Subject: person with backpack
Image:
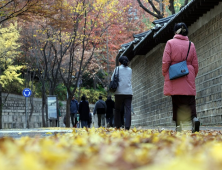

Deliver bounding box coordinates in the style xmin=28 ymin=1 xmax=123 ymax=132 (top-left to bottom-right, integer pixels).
xmin=93 ymin=96 xmax=107 ymax=127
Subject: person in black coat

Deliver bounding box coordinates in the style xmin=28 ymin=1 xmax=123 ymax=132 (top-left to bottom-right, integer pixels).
xmin=105 ymin=95 xmax=115 ymax=127
xmin=78 ymin=95 xmax=90 ymax=128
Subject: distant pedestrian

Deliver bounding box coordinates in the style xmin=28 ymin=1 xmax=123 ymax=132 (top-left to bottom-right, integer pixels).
xmin=162 ymin=22 xmax=200 ymax=132
xmin=111 ymin=56 xmax=133 ymax=130
xmin=93 ymin=96 xmax=107 ymax=127
xmin=78 ymin=95 xmax=90 ymax=128
xmin=70 ymin=96 xmax=79 ymax=127
xmin=105 ymin=95 xmax=115 ymax=127
xmin=88 ymin=111 xmax=93 ymax=128
xmin=56 ymin=107 xmax=61 ymax=127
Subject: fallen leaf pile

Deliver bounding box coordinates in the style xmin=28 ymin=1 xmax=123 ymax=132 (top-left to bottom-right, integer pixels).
xmin=1 ymin=127 xmax=222 ymax=170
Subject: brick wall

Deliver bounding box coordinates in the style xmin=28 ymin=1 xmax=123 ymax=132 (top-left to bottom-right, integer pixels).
xmin=1 ymin=93 xmax=95 ymax=129
xmin=130 ymin=3 xmax=222 ymax=127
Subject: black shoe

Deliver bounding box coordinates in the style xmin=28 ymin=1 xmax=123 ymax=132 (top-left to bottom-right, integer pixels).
xmin=192 ymin=117 xmax=200 ymax=133
xmin=125 ymin=127 xmax=130 ymax=130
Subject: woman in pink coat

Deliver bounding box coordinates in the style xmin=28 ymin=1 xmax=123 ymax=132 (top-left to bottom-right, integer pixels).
xmin=162 ymin=22 xmax=200 ymax=132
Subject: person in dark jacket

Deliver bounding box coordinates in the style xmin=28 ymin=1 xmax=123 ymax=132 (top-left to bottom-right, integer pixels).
xmin=78 ymin=95 xmax=90 ymax=128
xmin=93 ymin=96 xmax=107 ymax=127
xmin=105 ymin=95 xmax=115 ymax=127
xmin=70 ymin=96 xmax=79 ymax=127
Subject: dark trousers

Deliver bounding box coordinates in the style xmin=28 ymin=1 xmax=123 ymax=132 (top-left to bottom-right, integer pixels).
xmin=171 ymin=95 xmax=197 ymax=125
xmin=97 ymin=114 xmax=105 ymax=127
xmin=115 ymin=95 xmax=132 ymax=129
xmin=70 ymin=113 xmax=77 ymax=127
xmin=120 ymin=104 xmax=125 ymax=127
xmin=106 ymin=115 xmax=114 ymax=127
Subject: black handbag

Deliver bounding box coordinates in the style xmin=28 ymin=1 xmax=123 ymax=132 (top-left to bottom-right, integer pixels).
xmin=109 ymin=67 xmax=119 ymax=93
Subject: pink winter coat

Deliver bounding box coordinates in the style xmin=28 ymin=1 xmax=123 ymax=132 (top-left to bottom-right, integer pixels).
xmin=162 ymin=34 xmax=198 ymax=96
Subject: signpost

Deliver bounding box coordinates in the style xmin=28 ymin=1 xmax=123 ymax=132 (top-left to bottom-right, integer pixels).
xmin=22 ymin=88 xmax=32 ymax=128
xmin=47 ymin=96 xmax=58 ymax=127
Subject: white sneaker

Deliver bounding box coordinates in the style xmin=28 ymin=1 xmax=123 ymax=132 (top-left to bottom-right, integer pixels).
xmin=176 ymin=126 xmax=182 ymax=132
xmin=107 ymin=123 xmax=110 ymax=128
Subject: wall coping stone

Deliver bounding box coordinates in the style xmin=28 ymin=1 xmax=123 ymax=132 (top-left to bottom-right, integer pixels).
xmin=189 ymin=2 xmax=222 ymax=35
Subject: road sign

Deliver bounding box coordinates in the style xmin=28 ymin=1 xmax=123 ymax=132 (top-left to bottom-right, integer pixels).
xmin=22 ymin=88 xmax=32 ymax=97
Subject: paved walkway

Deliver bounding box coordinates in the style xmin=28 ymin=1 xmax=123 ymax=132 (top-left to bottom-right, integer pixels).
xmin=0 ymin=128 xmax=73 ymax=138
xmin=0 ymin=125 xmax=222 ymax=139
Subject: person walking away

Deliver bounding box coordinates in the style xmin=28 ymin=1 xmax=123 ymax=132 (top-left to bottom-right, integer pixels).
xmin=70 ymin=96 xmax=79 ymax=127
xmin=78 ymin=95 xmax=90 ymax=128
xmin=111 ymin=56 xmax=133 ymax=130
xmin=105 ymin=95 xmax=115 ymax=127
xmin=162 ymin=22 xmax=200 ymax=132
xmin=88 ymin=111 xmax=93 ymax=128
xmin=93 ymin=96 xmax=107 ymax=127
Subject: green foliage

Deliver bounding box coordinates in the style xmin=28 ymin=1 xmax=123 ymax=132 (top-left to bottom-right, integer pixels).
xmin=1 ymin=75 xmax=107 ymax=104
xmin=76 ymin=87 xmax=107 ymax=103
xmin=82 ymin=72 xmax=94 ymax=89
xmin=0 ymin=22 xmax=23 ymax=87
xmin=2 ymin=79 xmax=25 ymax=95
xmin=54 ymin=83 xmax=67 ymax=101
xmin=141 ymin=15 xmax=154 ymax=29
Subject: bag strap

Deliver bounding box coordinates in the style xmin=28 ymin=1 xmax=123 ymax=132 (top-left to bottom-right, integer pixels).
xmin=117 ymin=67 xmax=119 ymax=79
xmin=185 ymin=41 xmax=191 ymax=60
xmin=99 ymin=101 xmax=106 ymax=108
xmin=114 ymin=66 xmax=119 ymax=77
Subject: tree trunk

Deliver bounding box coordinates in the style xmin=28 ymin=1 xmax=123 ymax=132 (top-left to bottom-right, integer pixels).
xmin=159 ymin=0 xmax=163 ymax=14
xmin=184 ymin=0 xmax=189 ymax=6
xmin=42 ymin=83 xmax=47 ymax=127
xmin=27 ymin=95 xmax=34 ymax=128
xmin=0 ymin=68 xmax=2 ymax=129
xmin=65 ymin=96 xmax=72 ymax=127
xmin=27 ymin=71 xmax=35 ymax=128
xmin=42 ymin=98 xmax=46 ymax=127
xmin=0 ymin=85 xmax=2 ymax=129
xmin=169 ymin=0 xmax=175 ymax=14
xmin=93 ymin=77 xmax=97 ymax=90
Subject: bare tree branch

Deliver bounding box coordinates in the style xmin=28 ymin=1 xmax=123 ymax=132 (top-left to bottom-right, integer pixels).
xmin=0 ymin=0 xmax=40 ymax=24
xmin=148 ymin=0 xmax=163 ymax=17
xmin=169 ymin=0 xmax=175 ymax=14
xmin=136 ymin=0 xmax=163 ymax=19
xmin=184 ymin=0 xmax=189 ymax=6
xmin=0 ymin=0 xmax=13 ymax=10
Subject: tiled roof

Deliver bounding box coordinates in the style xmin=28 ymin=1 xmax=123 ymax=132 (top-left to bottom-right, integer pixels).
xmin=116 ymin=0 xmax=222 ymax=62
xmin=133 ymin=30 xmax=151 ymax=38
xmin=152 ymin=14 xmax=175 ymax=25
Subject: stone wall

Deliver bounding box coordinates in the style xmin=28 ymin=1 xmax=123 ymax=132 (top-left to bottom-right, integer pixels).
xmin=1 ymin=93 xmax=95 ymax=129
xmin=130 ymin=2 xmax=222 ymax=127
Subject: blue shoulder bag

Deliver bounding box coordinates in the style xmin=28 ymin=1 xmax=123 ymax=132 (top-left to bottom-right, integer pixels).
xmin=169 ymin=41 xmax=191 ymax=80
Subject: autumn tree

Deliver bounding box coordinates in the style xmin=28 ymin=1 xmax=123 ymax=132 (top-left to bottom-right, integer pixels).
xmin=33 ymin=0 xmax=127 ymax=127
xmin=95 ymin=0 xmax=151 ymax=91
xmin=0 ymin=22 xmax=23 ymax=129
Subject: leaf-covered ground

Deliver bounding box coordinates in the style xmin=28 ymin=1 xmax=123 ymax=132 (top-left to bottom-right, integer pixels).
xmin=1 ymin=127 xmax=222 ymax=170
